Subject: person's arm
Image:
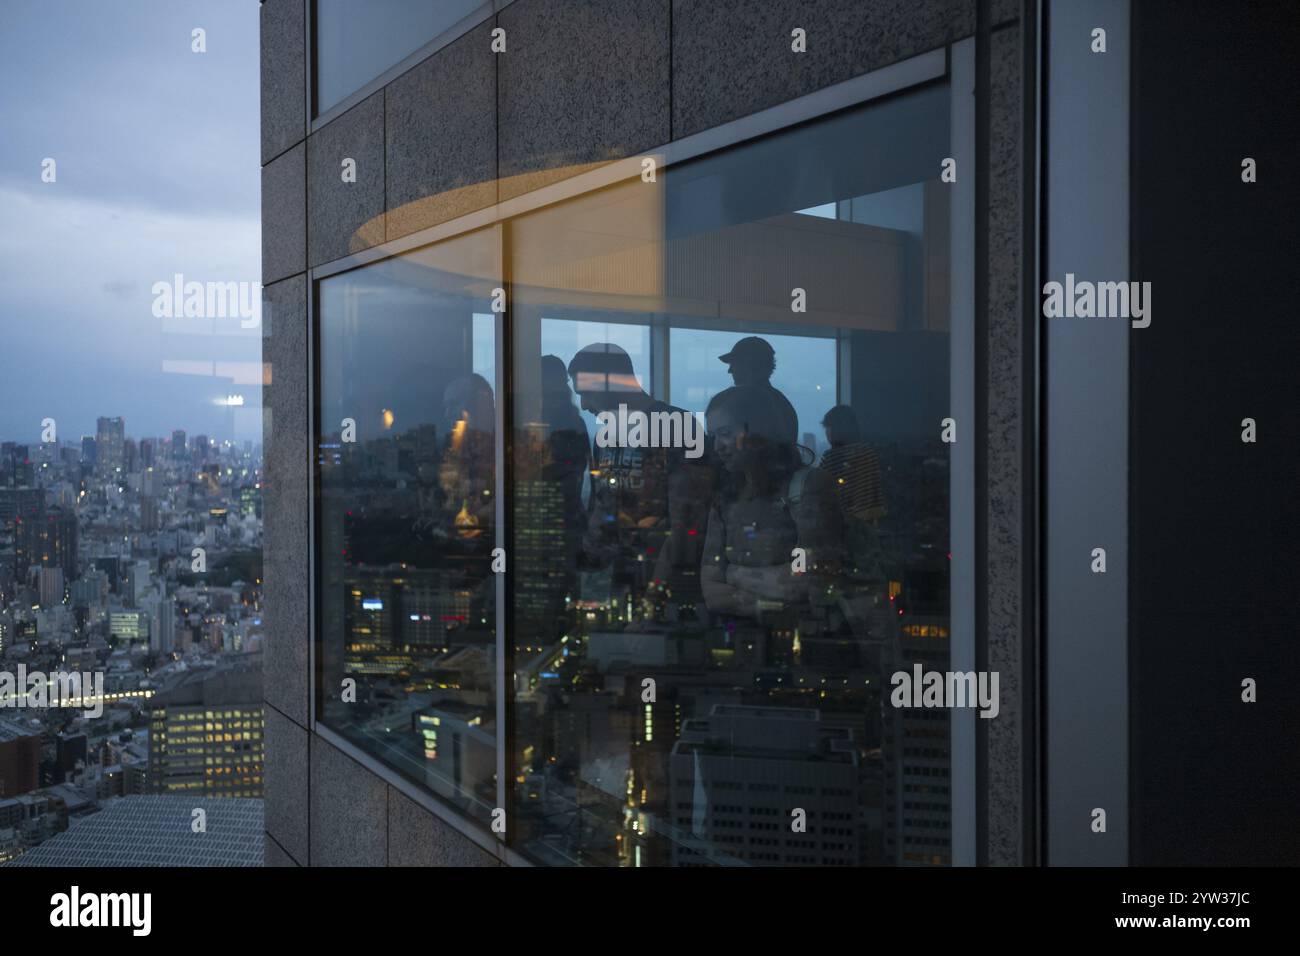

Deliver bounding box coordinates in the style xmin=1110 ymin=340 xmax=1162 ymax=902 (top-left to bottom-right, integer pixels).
xmin=700 ymin=506 xmax=760 ymax=617
xmin=724 ymin=562 xmax=807 ymax=602
xmin=723 ymin=470 xmax=844 ymax=602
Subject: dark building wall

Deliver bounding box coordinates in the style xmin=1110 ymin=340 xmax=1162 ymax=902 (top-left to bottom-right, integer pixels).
xmin=260 ymin=0 xmax=1030 ymax=867
xmin=1129 ymin=0 xmax=1300 ymax=865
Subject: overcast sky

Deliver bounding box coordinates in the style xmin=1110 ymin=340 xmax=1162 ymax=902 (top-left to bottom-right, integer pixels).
xmin=0 ymin=0 xmax=261 ymax=446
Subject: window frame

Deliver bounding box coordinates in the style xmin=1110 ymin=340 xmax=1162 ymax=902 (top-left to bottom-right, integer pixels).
xmin=308 ymin=45 xmax=971 ymax=866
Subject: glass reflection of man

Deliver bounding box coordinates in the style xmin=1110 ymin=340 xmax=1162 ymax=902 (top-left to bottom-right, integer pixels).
xmin=718 ymin=336 xmax=799 ymax=445
xmin=567 ymin=342 xmax=708 ymax=625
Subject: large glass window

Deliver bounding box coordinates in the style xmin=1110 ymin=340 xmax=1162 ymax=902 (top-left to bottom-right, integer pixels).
xmin=509 ymin=84 xmax=957 ymax=866
xmin=317 ymin=81 xmax=966 ymax=865
xmin=318 ymin=228 xmax=501 ymax=824
xmin=314 ymin=0 xmax=483 ymax=115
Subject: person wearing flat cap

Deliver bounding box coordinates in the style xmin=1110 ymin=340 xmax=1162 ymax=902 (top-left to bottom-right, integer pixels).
xmin=718 ymin=336 xmax=800 ymax=446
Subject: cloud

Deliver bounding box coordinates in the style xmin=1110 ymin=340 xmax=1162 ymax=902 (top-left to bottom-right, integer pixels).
xmin=0 ymin=0 xmax=262 ymax=444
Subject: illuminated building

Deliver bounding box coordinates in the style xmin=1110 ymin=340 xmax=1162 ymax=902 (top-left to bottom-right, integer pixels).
xmin=147 ymin=657 xmax=264 ymax=797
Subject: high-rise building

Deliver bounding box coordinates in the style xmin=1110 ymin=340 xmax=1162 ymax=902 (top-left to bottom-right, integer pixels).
xmin=128 ymin=559 xmax=153 ymax=606
xmin=37 ymin=566 xmax=65 ymax=608
xmin=147 ymin=658 xmax=263 ymax=797
xmin=669 ymin=706 xmax=861 ymax=867
xmin=69 ymin=569 xmax=108 ymax=608
xmin=80 ymin=436 xmax=97 ymax=467
xmin=0 ymin=719 xmax=42 ymax=798
xmin=150 ymin=597 xmax=176 ymax=655
xmin=140 ymin=495 xmax=160 ymax=532
xmin=171 ymin=430 xmax=187 ymax=462
xmin=2 ymin=444 xmax=34 ymax=488
xmin=15 ymin=505 xmax=77 ymax=583
xmin=95 ymin=416 xmax=125 ymax=477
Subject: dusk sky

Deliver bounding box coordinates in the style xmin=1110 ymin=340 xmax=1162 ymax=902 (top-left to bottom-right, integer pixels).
xmin=0 ymin=0 xmax=261 ymax=446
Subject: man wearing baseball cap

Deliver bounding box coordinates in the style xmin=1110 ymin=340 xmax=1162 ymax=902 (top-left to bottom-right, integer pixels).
xmin=718 ymin=336 xmax=800 ymax=444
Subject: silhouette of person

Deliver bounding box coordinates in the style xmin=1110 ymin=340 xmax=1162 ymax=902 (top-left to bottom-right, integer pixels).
xmin=539 ymin=354 xmax=590 ymax=581
xmin=700 ymin=385 xmax=840 ymax=622
xmin=718 ymin=336 xmax=799 ymax=445
xmin=541 ymin=354 xmax=590 ymax=515
xmin=567 ymin=343 xmax=708 ymax=620
xmin=820 ymin=405 xmax=885 ymax=522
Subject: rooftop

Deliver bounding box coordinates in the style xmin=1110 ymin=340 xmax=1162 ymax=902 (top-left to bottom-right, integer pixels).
xmin=4 ymin=795 xmax=263 ymax=867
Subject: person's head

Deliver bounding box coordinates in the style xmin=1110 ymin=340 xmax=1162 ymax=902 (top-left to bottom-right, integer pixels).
xmin=821 ymin=404 xmax=861 ymax=447
xmin=706 ymin=385 xmax=797 ymax=476
xmin=719 ymin=336 xmax=776 ymax=387
xmin=567 ymin=343 xmax=644 ymax=414
xmin=443 ymin=374 xmax=495 ymax=430
xmin=540 ymin=354 xmax=571 ymax=395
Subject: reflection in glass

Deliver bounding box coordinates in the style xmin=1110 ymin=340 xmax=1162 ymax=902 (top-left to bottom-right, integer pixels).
xmin=509 ymin=86 xmax=956 ymax=865
xmin=315 ymin=0 xmax=482 ymax=115
xmin=318 ymin=228 xmax=500 ymax=823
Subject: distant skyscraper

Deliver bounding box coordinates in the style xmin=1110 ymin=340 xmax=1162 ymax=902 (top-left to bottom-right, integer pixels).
xmin=0 ymin=487 xmax=44 ymax=530
xmin=0 ymin=720 xmax=42 ymax=797
xmin=128 ymin=559 xmax=153 ymax=606
xmin=80 ymin=436 xmax=97 ymax=467
xmin=16 ymin=505 xmax=78 ymax=583
xmin=171 ymin=430 xmax=187 ymax=462
xmin=139 ymin=438 xmax=154 ymax=468
xmin=192 ymin=434 xmax=209 ymax=464
xmin=37 ymin=566 xmax=64 ymax=608
xmin=96 ymin=417 xmax=125 ymax=477
xmin=2 ymin=444 xmax=34 ymax=487
xmin=140 ymin=496 xmax=160 ymax=532
xmin=150 ymin=598 xmax=176 ymax=655
xmin=69 ymin=569 xmax=108 ymax=608
xmin=123 ymin=438 xmax=138 ymax=474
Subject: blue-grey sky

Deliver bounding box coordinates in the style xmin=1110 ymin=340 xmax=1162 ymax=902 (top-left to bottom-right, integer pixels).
xmin=0 ymin=0 xmax=261 ymax=445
